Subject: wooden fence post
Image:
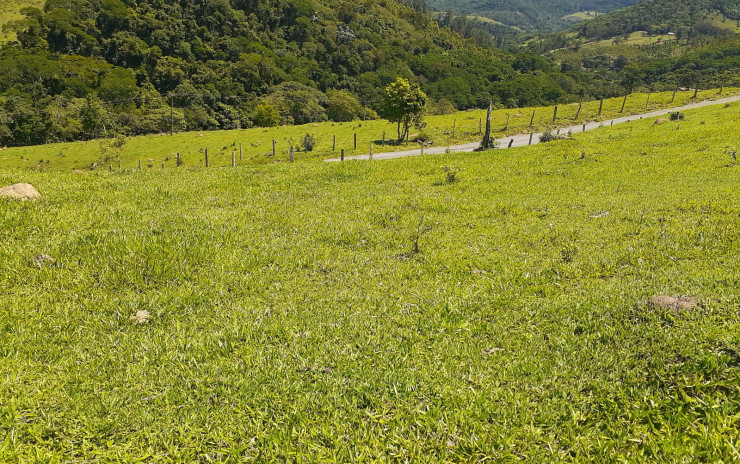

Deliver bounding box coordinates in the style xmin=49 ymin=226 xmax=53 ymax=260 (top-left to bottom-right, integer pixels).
xmin=452 ymin=120 xmax=456 ymax=137
xmin=138 ymin=160 xmax=141 ymax=170
xmin=340 ymin=148 xmax=345 ymax=161
xmin=583 ymin=123 xmax=586 ymax=132
xmin=232 ymin=150 xmax=236 ymax=167
xmin=575 ymin=102 xmax=582 ymax=120
xmin=239 ymin=143 xmax=243 ymax=161
xmin=646 ymin=92 xmax=651 ymax=108
xmin=176 ymin=152 xmax=181 ymax=167
xmin=504 ymin=114 xmax=510 ymax=131
xmin=205 ymin=148 xmax=209 ymax=167
xmin=272 ymin=139 xmax=276 ymax=157
xmin=598 ymin=99 xmax=604 ymax=116
xmin=530 ymin=110 xmax=536 ymax=127
xmin=481 ymin=102 xmax=494 ymax=149
xmin=369 ymin=145 xmax=373 ymax=160
xmin=528 ymin=133 xmax=534 ymax=145
xmin=693 ymin=86 xmax=699 ymax=98
xmin=109 ymin=164 xmax=112 ymax=172
xmin=671 ymin=86 xmax=678 ymax=103
xmin=161 ymin=162 xmax=165 ymax=169
xmin=333 ymin=135 xmax=336 ymax=151
xmin=289 ymin=146 xmax=294 ymax=163
xmin=354 ymin=133 xmax=357 ymax=150
xmin=479 ymin=118 xmax=482 ymax=134
xmin=508 ymin=139 xmax=514 ymax=148
xmin=620 ymin=95 xmax=628 ymax=113
xmin=553 ymin=105 xmax=558 ymax=122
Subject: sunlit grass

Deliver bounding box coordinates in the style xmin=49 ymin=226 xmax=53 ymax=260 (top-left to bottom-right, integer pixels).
xmin=1 ymin=101 xmax=739 ymax=461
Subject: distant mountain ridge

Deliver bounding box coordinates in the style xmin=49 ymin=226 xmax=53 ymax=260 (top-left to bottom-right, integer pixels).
xmin=426 ymin=0 xmax=641 ymax=30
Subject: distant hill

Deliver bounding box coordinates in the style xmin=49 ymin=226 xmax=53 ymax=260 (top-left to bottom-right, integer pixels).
xmin=0 ymin=0 xmax=617 ymax=147
xmin=426 ymin=0 xmax=640 ymax=31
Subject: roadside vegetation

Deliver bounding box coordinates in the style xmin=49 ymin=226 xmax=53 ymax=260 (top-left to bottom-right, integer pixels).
xmin=1 ymin=88 xmax=737 ymax=171
xmin=1 ymin=101 xmax=739 ymax=461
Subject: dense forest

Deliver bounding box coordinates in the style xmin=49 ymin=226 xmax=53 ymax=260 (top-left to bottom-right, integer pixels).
xmin=0 ymin=0 xmax=627 ymax=147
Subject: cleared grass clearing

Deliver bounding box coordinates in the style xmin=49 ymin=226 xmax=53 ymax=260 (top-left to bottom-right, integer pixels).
xmin=1 ymin=101 xmax=739 ymax=461
xmin=2 ymin=88 xmax=737 ymax=171
xmin=0 ymin=0 xmax=43 ymax=43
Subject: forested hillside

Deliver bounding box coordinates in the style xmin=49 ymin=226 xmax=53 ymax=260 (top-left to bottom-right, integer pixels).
xmin=0 ymin=0 xmax=620 ymax=147
xmin=426 ymin=0 xmax=640 ymax=30
xmin=577 ymin=0 xmax=740 ymax=40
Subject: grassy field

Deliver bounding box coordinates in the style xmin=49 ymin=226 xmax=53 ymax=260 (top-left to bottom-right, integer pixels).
xmin=2 ymin=88 xmax=737 ymax=171
xmin=0 ymin=0 xmax=43 ymax=43
xmin=1 ymin=99 xmax=739 ymax=461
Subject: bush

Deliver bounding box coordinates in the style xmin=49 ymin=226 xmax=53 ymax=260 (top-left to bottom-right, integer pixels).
xmin=253 ymin=103 xmax=280 ymax=127
xmin=669 ymin=111 xmax=685 ymax=121
xmin=540 ymin=129 xmax=563 ymax=143
xmin=303 ymin=133 xmax=316 ymax=152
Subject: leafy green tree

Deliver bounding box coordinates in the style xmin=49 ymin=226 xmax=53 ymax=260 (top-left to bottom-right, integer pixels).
xmin=383 ymin=78 xmax=428 ymax=142
xmin=253 ymin=103 xmax=280 ymax=127
xmin=326 ymin=90 xmax=362 ymax=122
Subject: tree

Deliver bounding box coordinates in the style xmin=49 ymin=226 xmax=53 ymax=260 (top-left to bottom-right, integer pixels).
xmin=253 ymin=103 xmax=280 ymax=127
xmin=383 ymin=78 xmax=428 ymax=142
xmin=327 ymin=90 xmax=362 ymax=122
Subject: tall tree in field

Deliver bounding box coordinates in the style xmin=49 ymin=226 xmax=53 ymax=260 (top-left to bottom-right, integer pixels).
xmin=383 ymin=78 xmax=428 ymax=142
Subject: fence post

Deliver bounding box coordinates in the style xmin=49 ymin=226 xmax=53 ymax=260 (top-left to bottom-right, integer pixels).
xmin=138 ymin=160 xmax=141 ymax=170
xmin=504 ymin=114 xmax=510 ymax=131
xmin=620 ymin=95 xmax=628 ymax=113
xmin=508 ymin=139 xmax=514 ymax=148
xmin=671 ymin=86 xmax=678 ymax=103
xmin=530 ymin=110 xmax=536 ymax=127
xmin=598 ymin=99 xmax=604 ymax=116
xmin=353 ymin=133 xmax=357 ymax=150
xmin=161 ymin=162 xmax=165 ymax=169
xmin=646 ymin=92 xmax=651 ymax=108
xmin=693 ymin=86 xmax=699 ymax=98
xmin=333 ymin=135 xmax=336 ymax=151
xmin=369 ymin=145 xmax=373 ymax=160
xmin=553 ymin=105 xmax=558 ymax=122
xmin=528 ymin=133 xmax=533 ymax=145
xmin=232 ymin=150 xmax=236 ymax=167
xmin=479 ymin=118 xmax=482 ymax=134
xmin=239 ymin=143 xmax=243 ymax=161
xmin=176 ymin=152 xmax=181 ymax=167
xmin=575 ymin=102 xmax=582 ymax=120
xmin=340 ymin=148 xmax=345 ymax=161
xmin=452 ymin=120 xmax=456 ymax=137
xmin=118 ymin=160 xmax=121 ymax=170
xmin=583 ymin=123 xmax=586 ymax=132
xmin=289 ymin=146 xmax=294 ymax=163
xmin=109 ymin=164 xmax=112 ymax=172
xmin=205 ymin=148 xmax=209 ymax=167
xmin=420 ymin=143 xmax=424 ymax=155
xmin=272 ymin=139 xmax=276 ymax=157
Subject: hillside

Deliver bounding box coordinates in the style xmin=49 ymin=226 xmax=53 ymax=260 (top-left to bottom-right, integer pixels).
xmin=2 ymin=100 xmax=739 ymax=461
xmin=426 ymin=0 xmax=640 ymax=31
xmin=0 ymin=0 xmax=42 ymax=42
xmin=0 ymin=0 xmax=632 ymax=148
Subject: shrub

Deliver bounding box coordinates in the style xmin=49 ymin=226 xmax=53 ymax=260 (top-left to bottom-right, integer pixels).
xmin=669 ymin=111 xmax=685 ymax=121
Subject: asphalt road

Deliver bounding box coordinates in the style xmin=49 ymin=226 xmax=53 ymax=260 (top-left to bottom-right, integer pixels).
xmin=326 ymin=95 xmax=740 ymax=162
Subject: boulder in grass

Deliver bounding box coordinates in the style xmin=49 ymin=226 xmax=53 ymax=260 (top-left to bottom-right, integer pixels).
xmin=0 ymin=183 xmax=41 ymax=201
xmin=648 ymin=296 xmax=699 ymax=311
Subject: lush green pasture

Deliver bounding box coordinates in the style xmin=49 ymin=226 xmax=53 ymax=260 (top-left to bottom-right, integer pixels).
xmin=2 ymin=88 xmax=736 ymax=171
xmin=1 ymin=102 xmax=739 ymax=462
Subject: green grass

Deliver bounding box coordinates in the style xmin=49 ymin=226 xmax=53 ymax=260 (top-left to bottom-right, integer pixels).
xmin=2 ymin=88 xmax=737 ymax=171
xmin=0 ymin=0 xmax=42 ymax=43
xmin=1 ymin=100 xmax=739 ymax=461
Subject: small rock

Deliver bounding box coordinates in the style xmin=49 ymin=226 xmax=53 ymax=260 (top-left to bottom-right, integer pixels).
xmin=130 ymin=310 xmax=151 ymax=324
xmin=72 ymin=169 xmax=86 ymax=174
xmin=32 ymin=254 xmax=55 ymax=267
xmin=0 ymin=183 xmax=41 ymax=201
xmin=483 ymin=348 xmax=503 ymax=355
xmin=648 ymin=296 xmax=699 ymax=311
xmin=654 ymin=118 xmax=668 ymax=125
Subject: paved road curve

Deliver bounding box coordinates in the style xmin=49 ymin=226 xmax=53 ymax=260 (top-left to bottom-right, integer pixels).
xmin=326 ymin=95 xmax=740 ymax=162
